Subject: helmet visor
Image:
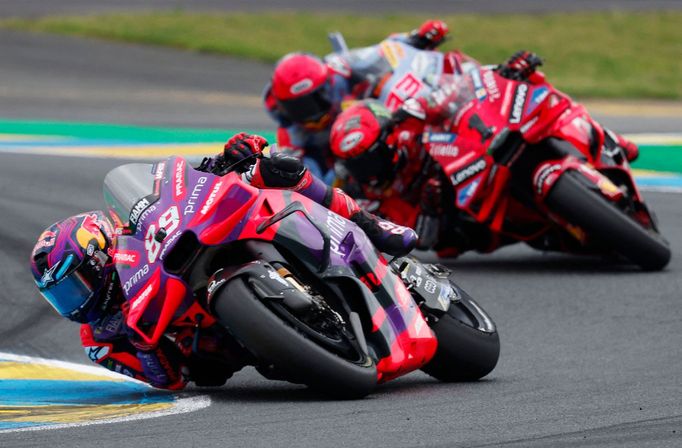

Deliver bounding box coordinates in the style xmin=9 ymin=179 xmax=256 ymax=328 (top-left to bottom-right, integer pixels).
xmin=39 ymin=269 xmax=95 ymax=318
xmin=278 ymin=86 xmax=332 ymax=124
xmin=38 ymin=252 xmax=105 ymax=320
xmin=343 ymin=139 xmax=396 ymax=187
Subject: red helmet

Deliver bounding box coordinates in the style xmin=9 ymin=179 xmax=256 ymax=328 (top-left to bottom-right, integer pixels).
xmin=271 ymin=53 xmax=332 ymax=125
xmin=330 ymin=100 xmax=400 ymax=187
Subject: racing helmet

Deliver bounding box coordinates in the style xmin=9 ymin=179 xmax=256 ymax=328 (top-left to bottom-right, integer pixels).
xmin=30 ymin=211 xmax=116 ymax=323
xmin=271 ymin=52 xmax=332 ymax=125
xmin=330 ymin=100 xmax=401 ymax=187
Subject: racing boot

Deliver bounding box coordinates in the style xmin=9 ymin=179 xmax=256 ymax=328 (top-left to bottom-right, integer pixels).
xmin=605 ymin=127 xmax=639 ymax=162
xmin=349 ymin=209 xmax=418 ymax=257
xmin=616 ymin=133 xmax=639 ymax=163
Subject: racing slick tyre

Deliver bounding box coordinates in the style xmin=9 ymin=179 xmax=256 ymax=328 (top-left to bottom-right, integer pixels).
xmin=421 ymin=293 xmax=500 ymax=382
xmin=546 ymin=171 xmax=671 ymax=271
xmin=212 ymin=277 xmax=377 ymax=399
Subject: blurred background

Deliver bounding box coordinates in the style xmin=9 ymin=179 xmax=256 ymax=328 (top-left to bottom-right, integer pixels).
xmin=1 ymin=2 xmax=681 ymax=446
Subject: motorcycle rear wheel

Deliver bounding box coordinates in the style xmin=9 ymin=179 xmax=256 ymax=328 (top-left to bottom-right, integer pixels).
xmin=421 ymin=293 xmax=500 ymax=382
xmin=546 ymin=171 xmax=671 ymax=271
xmin=212 ymin=276 xmax=377 ymax=399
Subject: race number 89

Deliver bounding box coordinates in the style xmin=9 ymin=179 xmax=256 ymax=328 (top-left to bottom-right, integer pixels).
xmin=145 ymin=206 xmax=180 ymax=263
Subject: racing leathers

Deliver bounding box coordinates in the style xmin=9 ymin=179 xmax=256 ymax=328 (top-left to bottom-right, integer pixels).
xmin=263 ymin=20 xmax=456 ymax=183
xmin=80 ymin=133 xmax=418 ymax=389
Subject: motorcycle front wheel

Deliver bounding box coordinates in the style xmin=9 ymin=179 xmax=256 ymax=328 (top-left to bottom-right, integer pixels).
xmin=212 ymin=276 xmax=377 ymax=399
xmin=421 ymin=289 xmax=500 ymax=382
xmin=546 ymin=171 xmax=671 ymax=271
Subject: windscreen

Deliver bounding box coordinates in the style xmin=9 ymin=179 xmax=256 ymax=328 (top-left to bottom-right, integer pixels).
xmin=103 ymin=163 xmax=156 ymax=226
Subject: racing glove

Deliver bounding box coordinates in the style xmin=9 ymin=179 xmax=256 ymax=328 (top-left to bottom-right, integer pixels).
xmin=223 ymin=132 xmax=269 ymax=172
xmin=498 ymin=50 xmax=544 ymax=81
xmin=407 ymin=20 xmax=449 ymax=50
xmin=197 ymin=133 xmax=269 ymax=175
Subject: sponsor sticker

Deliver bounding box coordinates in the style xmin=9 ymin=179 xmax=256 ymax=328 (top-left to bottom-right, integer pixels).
xmin=173 ymin=158 xmax=186 ymax=200
xmin=427 ymin=133 xmax=457 ymax=144
xmin=290 ymin=78 xmax=313 ymax=95
xmin=129 ymin=197 xmax=151 ymax=227
xmin=113 ymin=250 xmax=139 ymax=267
xmin=457 ymin=178 xmax=480 ymax=207
xmin=339 ymin=131 xmax=364 ymax=153
xmin=450 ymin=157 xmax=487 ymax=186
xmin=534 ymin=163 xmax=561 ymax=195
xmin=525 ymin=86 xmax=549 ymax=115
xmin=509 ymin=83 xmax=529 ymax=124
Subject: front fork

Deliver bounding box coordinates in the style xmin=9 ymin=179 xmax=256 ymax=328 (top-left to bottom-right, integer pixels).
xmin=390 ymin=257 xmax=496 ymax=334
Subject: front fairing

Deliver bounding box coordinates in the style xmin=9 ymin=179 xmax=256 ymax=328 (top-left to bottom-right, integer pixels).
xmin=104 ymin=157 xmax=436 ymax=378
xmin=248 ymin=193 xmax=437 ymax=381
xmin=104 ymin=157 xmax=259 ymax=344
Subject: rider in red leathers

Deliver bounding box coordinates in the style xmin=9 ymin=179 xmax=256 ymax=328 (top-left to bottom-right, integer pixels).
xmin=330 ymin=51 xmax=640 ymax=257
xmin=263 ymin=20 xmax=454 ymax=183
xmin=31 ymin=134 xmax=417 ymax=390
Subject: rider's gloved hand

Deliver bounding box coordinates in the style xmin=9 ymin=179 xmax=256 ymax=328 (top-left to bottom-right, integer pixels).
xmin=223 ymin=132 xmax=269 ymax=173
xmin=407 ymin=19 xmax=449 ymax=50
xmin=499 ymin=50 xmax=544 ymax=81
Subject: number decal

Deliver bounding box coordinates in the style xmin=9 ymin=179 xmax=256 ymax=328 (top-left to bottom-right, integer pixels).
xmin=145 ymin=206 xmax=180 ymax=263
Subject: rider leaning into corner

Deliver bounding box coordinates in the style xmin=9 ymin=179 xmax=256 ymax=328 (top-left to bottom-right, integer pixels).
xmin=29 ymin=134 xmax=417 ymax=390
xmin=262 ymin=19 xmax=472 ymax=184
xmin=329 ymin=51 xmax=641 ymax=257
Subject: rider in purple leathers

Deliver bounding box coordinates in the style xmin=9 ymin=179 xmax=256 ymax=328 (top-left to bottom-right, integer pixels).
xmin=263 ymin=20 xmax=452 ymax=183
xmin=30 ymin=133 xmax=418 ymax=390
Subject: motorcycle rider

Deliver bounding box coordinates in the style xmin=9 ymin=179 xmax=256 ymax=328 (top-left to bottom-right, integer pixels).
xmin=30 ymin=133 xmax=418 ymax=390
xmin=263 ymin=19 xmax=454 ymax=183
xmin=329 ymin=50 xmax=640 ymax=256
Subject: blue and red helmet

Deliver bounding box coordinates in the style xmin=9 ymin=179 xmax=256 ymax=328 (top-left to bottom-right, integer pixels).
xmin=30 ymin=211 xmax=115 ymax=323
xmin=271 ymin=52 xmax=333 ymax=126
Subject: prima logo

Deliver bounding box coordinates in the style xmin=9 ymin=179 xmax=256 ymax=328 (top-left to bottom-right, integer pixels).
xmin=123 ymin=264 xmax=150 ymax=294
xmin=183 ymin=176 xmax=208 ymax=215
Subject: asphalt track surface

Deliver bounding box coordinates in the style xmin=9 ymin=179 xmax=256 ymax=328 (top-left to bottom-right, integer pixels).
xmin=1 ymin=5 xmax=682 ymax=447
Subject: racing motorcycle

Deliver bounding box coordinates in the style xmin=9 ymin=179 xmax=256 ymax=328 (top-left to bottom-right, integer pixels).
xmin=102 ymin=156 xmax=499 ymax=398
xmin=378 ymin=65 xmax=671 ymax=270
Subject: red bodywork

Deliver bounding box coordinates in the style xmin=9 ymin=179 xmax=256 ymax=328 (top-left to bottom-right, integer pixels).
xmin=110 ymin=164 xmax=436 ymax=384
xmin=408 ymin=67 xmax=650 ymax=252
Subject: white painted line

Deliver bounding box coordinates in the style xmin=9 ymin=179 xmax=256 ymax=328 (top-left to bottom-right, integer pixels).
xmin=0 ymin=351 xmax=211 ymax=434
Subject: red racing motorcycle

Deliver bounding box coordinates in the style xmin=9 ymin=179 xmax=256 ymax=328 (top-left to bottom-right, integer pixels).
xmin=416 ymin=68 xmax=671 ymax=270
xmin=103 ymin=157 xmax=499 ymax=398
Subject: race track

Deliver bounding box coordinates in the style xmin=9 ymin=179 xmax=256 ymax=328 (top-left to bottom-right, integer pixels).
xmin=1 ymin=3 xmax=682 ymax=446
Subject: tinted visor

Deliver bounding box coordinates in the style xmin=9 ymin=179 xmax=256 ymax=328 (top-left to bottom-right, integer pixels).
xmin=343 ymin=139 xmax=397 ymax=187
xmin=278 ymin=86 xmax=332 ymax=124
xmin=38 ymin=254 xmax=104 ymax=320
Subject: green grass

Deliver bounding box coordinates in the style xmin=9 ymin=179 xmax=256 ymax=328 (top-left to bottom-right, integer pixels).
xmin=2 ymin=11 xmax=681 ymax=99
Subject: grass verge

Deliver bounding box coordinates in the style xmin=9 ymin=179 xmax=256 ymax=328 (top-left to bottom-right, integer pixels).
xmin=1 ymin=11 xmax=681 ymax=99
